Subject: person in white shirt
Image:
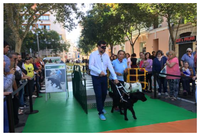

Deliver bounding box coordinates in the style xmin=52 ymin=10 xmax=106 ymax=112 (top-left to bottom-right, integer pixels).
xmin=89 ymin=41 xmax=119 ymax=120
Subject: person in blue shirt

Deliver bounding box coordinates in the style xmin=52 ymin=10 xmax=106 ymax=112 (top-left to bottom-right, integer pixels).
xmin=181 ymin=48 xmax=194 ymax=69
xmin=56 ymin=69 xmax=62 ymax=82
xmin=152 ymin=50 xmax=168 ymax=96
xmin=180 ymin=48 xmax=196 ymax=93
xmin=110 ymin=50 xmax=128 ymax=83
xmin=109 ymin=50 xmax=128 ymax=112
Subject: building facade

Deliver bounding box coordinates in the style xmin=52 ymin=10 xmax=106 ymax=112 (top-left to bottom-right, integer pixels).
xmin=66 ymin=43 xmax=80 ymax=61
xmin=35 ymin=12 xmax=68 ymax=61
xmin=173 ymin=23 xmax=197 ymax=61
xmin=108 ymin=17 xmax=169 ymax=57
xmin=22 ymin=8 xmax=69 ymax=61
xmin=110 ymin=17 xmax=197 ymax=59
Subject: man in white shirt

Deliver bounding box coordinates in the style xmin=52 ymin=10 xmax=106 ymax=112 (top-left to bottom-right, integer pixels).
xmin=89 ymin=41 xmax=119 ymax=120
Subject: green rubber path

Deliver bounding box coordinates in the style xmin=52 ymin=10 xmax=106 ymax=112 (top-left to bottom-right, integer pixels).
xmin=22 ymin=92 xmax=196 ymax=133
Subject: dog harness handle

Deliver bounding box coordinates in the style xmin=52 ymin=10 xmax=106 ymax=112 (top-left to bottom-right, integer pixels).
xmin=115 ymin=83 xmax=128 ymax=103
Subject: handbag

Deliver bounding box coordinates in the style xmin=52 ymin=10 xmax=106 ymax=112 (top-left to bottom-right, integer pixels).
xmin=159 ymin=65 xmax=167 ymax=77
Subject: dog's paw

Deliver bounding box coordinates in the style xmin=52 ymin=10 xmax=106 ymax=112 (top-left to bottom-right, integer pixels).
xmin=133 ymin=116 xmax=137 ymax=120
xmin=124 ymin=118 xmax=128 ymax=121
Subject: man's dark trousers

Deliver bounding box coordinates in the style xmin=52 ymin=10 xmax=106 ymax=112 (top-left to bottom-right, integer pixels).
xmin=91 ymin=75 xmax=107 ymax=115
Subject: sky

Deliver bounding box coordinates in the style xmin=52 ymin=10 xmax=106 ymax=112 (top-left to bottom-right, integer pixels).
xmin=65 ymin=3 xmax=93 ymax=47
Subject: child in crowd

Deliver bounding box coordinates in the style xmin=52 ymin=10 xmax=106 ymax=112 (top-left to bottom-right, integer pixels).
xmin=182 ymin=62 xmax=191 ymax=77
xmin=130 ymin=53 xmax=137 ymax=68
xmin=181 ymin=61 xmax=193 ymax=96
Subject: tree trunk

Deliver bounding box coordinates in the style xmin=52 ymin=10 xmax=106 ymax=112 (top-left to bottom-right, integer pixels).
xmin=174 ymin=18 xmax=181 ymax=48
xmin=4 ymin=4 xmax=56 ymax=55
xmin=15 ymin=37 xmax=23 ymax=54
xmin=110 ymin=44 xmax=113 ymax=55
xmin=167 ymin=18 xmax=175 ymax=51
xmin=131 ymin=44 xmax=134 ymax=54
xmin=131 ymin=29 xmax=140 ymax=53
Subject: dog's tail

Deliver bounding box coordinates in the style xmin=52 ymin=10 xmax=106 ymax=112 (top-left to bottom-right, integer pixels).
xmin=109 ymin=92 xmax=114 ymax=98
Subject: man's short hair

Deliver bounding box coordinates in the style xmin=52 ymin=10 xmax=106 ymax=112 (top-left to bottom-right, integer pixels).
xmin=97 ymin=41 xmax=106 ymax=46
xmin=25 ymin=57 xmax=30 ymax=60
xmin=117 ymin=50 xmax=125 ymax=55
xmin=8 ymin=52 xmax=18 ymax=59
xmin=4 ymin=41 xmax=9 ymax=48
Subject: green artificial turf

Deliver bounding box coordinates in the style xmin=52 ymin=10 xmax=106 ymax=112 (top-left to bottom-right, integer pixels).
xmin=22 ymin=92 xmax=196 ymax=133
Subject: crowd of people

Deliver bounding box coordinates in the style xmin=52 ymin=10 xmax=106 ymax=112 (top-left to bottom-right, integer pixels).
xmin=4 ymin=41 xmax=45 ymax=132
xmin=110 ymin=48 xmax=197 ymax=99
xmin=4 ymin=39 xmax=197 ymax=123
xmin=89 ymin=40 xmax=197 ymax=120
xmin=109 ymin=48 xmax=197 ymax=100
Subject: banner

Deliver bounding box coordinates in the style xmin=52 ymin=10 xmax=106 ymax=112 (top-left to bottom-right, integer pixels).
xmin=45 ymin=64 xmax=66 ymax=93
xmin=176 ymin=36 xmax=196 ymax=44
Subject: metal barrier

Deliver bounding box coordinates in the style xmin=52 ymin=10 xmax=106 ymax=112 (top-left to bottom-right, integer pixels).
xmin=4 ymin=94 xmax=15 ymax=132
xmin=4 ymin=80 xmax=28 ymax=132
xmin=66 ymin=68 xmax=69 ymax=99
xmin=152 ymin=72 xmax=158 ymax=99
xmin=152 ymin=71 xmax=195 ymax=99
xmin=82 ymin=65 xmax=87 ymax=76
xmin=72 ymin=65 xmax=88 ymax=114
xmin=126 ymin=68 xmax=148 ymax=90
xmin=4 ymin=77 xmax=39 ymax=132
xmin=106 ymin=68 xmax=148 ymax=90
xmin=25 ymin=78 xmax=39 ymax=114
xmin=35 ymin=75 xmax=42 ymax=98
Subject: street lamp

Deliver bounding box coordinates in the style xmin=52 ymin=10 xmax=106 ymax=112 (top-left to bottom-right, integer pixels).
xmin=30 ymin=48 xmax=32 ymax=57
xmin=36 ymin=32 xmax=40 ymax=57
xmin=35 ymin=20 xmax=43 ymax=57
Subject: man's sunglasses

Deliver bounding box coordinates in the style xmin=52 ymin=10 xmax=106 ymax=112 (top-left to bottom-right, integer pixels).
xmin=101 ymin=46 xmax=106 ymax=49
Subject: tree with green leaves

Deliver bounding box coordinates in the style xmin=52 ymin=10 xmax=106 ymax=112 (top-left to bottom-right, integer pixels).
xmin=148 ymin=3 xmax=197 ymax=50
xmin=78 ymin=37 xmax=95 ymax=56
xmin=21 ymin=29 xmax=71 ymax=56
xmin=92 ymin=4 xmax=126 ymax=54
xmin=44 ymin=30 xmax=71 ymax=56
xmin=4 ymin=3 xmax=82 ymax=53
xmin=78 ymin=13 xmax=99 ymax=55
xmin=111 ymin=3 xmax=156 ymax=53
xmin=78 ymin=4 xmax=125 ymax=55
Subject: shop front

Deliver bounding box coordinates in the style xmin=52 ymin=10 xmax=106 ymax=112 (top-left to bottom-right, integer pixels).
xmin=176 ymin=35 xmax=196 ymax=61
